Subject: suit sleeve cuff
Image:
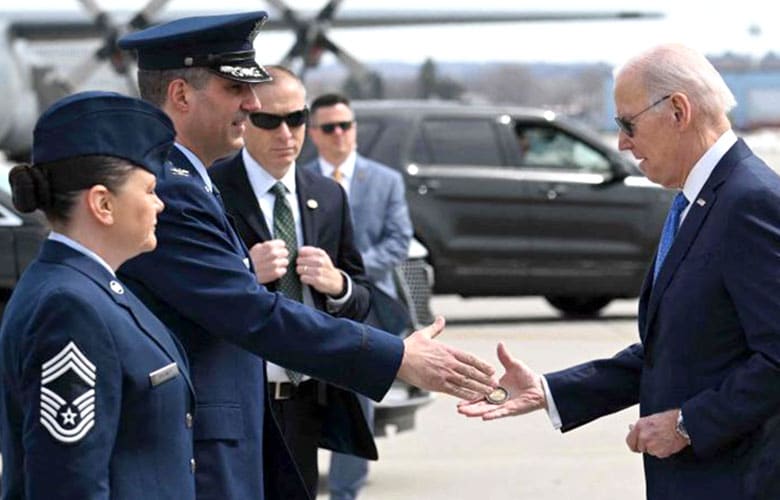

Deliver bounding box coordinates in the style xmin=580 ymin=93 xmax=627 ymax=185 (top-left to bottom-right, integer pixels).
xmin=541 ymin=375 xmax=563 ymax=430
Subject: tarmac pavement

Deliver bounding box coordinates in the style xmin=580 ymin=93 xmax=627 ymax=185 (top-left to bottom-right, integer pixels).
xmin=318 ymin=296 xmax=646 ymax=500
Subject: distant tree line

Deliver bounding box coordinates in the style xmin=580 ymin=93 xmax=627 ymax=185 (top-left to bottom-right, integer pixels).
xmin=304 ymin=58 xmax=612 ymax=127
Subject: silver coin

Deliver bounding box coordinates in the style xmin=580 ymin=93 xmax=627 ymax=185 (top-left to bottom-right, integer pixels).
xmin=485 ymin=386 xmax=509 ymax=405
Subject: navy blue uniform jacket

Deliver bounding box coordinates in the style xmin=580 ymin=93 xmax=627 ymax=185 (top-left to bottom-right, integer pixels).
xmin=546 ymin=140 xmax=780 ymax=500
xmin=0 ymin=240 xmax=196 ymax=500
xmin=210 ymin=153 xmax=377 ymax=460
xmin=118 ymin=148 xmax=404 ymax=500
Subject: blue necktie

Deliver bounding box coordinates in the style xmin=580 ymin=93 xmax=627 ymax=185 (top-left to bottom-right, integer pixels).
xmin=654 ymin=192 xmax=689 ymax=283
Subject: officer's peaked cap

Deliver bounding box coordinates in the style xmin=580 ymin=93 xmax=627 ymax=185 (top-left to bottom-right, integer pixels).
xmin=118 ymin=11 xmax=271 ymax=84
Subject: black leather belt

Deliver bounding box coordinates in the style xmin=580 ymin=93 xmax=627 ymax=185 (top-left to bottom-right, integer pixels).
xmin=268 ymin=379 xmax=316 ymax=400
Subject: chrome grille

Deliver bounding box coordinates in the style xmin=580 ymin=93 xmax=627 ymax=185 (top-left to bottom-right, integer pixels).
xmin=395 ymin=258 xmax=434 ymax=327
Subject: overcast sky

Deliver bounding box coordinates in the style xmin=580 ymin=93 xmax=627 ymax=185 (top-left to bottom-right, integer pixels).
xmin=8 ymin=0 xmax=780 ymax=66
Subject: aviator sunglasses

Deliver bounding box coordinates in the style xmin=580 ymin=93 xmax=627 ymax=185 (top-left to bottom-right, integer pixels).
xmin=249 ymin=107 xmax=309 ymax=130
xmin=316 ymin=121 xmax=354 ymax=134
xmin=614 ymin=94 xmax=671 ymax=138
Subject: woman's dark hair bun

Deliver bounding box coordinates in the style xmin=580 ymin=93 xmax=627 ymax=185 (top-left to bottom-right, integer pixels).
xmin=9 ymin=164 xmax=50 ymax=213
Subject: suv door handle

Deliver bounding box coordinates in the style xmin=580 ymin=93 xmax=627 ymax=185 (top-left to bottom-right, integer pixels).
xmin=416 ymin=179 xmax=440 ymax=195
xmin=540 ymin=185 xmax=568 ymax=200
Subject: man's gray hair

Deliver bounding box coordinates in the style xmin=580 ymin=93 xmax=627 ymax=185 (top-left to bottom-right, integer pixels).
xmin=137 ymin=67 xmax=212 ymax=107
xmin=617 ymin=44 xmax=737 ymax=123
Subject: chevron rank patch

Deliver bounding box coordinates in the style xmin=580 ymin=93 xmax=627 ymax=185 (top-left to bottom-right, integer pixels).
xmin=40 ymin=341 xmax=97 ymax=444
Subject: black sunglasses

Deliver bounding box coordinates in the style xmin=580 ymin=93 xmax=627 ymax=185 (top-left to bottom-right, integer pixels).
xmin=614 ymin=94 xmax=671 ymax=138
xmin=317 ymin=121 xmax=354 ymax=134
xmin=249 ymin=108 xmax=309 ymax=130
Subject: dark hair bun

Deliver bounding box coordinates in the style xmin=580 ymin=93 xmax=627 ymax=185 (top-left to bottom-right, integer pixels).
xmin=9 ymin=164 xmax=50 ymax=213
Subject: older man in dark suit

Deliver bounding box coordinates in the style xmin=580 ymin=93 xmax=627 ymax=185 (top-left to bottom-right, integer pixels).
xmin=211 ymin=66 xmax=376 ymax=497
xmin=459 ymin=43 xmax=780 ymax=500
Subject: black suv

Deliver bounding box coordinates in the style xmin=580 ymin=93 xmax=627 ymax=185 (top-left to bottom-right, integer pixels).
xmin=301 ymin=100 xmax=674 ymax=316
xmin=0 ymin=165 xmax=47 ymax=313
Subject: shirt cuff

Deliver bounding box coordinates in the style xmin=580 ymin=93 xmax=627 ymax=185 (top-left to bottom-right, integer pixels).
xmin=326 ymin=271 xmax=352 ymax=312
xmin=541 ymin=375 xmax=563 ymax=430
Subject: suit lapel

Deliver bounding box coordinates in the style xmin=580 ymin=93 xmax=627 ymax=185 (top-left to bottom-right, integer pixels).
xmin=228 ymin=155 xmax=273 ymax=241
xmin=296 ymin=168 xmax=317 ymax=245
xmin=349 ymin=156 xmax=371 ymax=209
xmin=643 ymin=139 xmax=749 ymax=338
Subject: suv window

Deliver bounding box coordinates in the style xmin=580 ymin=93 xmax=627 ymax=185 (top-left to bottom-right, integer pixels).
xmin=514 ymin=124 xmax=610 ymax=173
xmin=0 ymin=165 xmax=22 ymax=227
xmin=355 ymin=119 xmax=382 ymax=155
xmin=413 ymin=118 xmax=503 ymax=166
xmin=0 ymin=165 xmax=11 ymax=194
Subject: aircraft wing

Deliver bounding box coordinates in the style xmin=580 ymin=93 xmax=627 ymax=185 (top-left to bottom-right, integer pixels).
xmin=5 ymin=8 xmax=663 ymax=41
xmin=306 ymin=9 xmax=664 ymax=28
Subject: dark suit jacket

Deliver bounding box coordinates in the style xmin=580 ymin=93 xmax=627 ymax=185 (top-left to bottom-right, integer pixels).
xmin=303 ymin=155 xmax=413 ymax=299
xmin=546 ymin=140 xmax=780 ymax=500
xmin=118 ymin=147 xmax=403 ymax=500
xmin=0 ymin=240 xmax=196 ymax=500
xmin=210 ymin=151 xmax=377 ymax=460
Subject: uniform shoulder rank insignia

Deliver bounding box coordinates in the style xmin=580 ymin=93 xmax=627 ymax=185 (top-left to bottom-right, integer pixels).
xmin=170 ymin=166 xmax=190 ymax=177
xmin=39 ymin=341 xmax=97 ymax=444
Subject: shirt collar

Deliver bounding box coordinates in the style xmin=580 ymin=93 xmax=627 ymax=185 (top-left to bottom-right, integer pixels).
xmin=318 ymin=150 xmax=357 ymax=180
xmin=241 ymin=148 xmax=297 ymax=198
xmin=682 ymin=129 xmax=737 ymax=202
xmin=175 ymin=143 xmax=213 ymax=192
xmin=48 ymin=231 xmax=116 ymax=277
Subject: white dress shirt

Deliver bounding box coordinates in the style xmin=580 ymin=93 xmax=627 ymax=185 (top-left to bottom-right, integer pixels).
xmin=241 ymin=148 xmax=352 ymax=382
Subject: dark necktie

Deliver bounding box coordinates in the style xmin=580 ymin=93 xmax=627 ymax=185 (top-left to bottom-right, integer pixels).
xmin=270 ymin=182 xmax=304 ymax=384
xmin=654 ymin=192 xmax=689 ymax=283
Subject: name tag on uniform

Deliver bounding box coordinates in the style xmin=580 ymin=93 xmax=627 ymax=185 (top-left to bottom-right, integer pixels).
xmin=149 ymin=362 xmax=180 ymax=387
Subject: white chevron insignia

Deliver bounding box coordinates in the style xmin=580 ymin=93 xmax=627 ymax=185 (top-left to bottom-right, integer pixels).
xmin=40 ymin=342 xmax=97 ymax=443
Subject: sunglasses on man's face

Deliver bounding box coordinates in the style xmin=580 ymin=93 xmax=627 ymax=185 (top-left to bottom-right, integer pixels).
xmin=614 ymin=94 xmax=671 ymax=138
xmin=249 ymin=108 xmax=309 ymax=130
xmin=316 ymin=121 xmax=354 ymax=134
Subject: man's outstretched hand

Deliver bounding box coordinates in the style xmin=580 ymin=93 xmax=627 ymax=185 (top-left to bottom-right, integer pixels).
xmin=397 ymin=316 xmax=497 ymax=401
xmin=457 ymin=342 xmax=547 ymax=420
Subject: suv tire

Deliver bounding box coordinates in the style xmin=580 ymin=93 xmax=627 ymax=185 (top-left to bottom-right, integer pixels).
xmin=545 ymin=295 xmax=612 ymax=318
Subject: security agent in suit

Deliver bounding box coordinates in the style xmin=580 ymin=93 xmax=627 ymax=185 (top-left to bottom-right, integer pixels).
xmin=0 ymin=92 xmax=196 ymax=499
xmin=459 ymin=44 xmax=780 ymax=500
xmin=116 ymin=12 xmax=497 ymax=500
xmin=210 ymin=66 xmax=376 ymax=497
xmin=304 ymin=92 xmax=414 ymax=500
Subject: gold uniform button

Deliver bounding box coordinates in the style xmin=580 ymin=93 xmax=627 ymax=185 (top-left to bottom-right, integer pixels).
xmin=185 ymin=413 xmax=193 ymax=428
xmin=190 ymin=458 xmax=197 ymax=473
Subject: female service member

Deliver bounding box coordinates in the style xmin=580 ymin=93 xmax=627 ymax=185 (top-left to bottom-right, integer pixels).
xmin=0 ymin=91 xmax=196 ymax=499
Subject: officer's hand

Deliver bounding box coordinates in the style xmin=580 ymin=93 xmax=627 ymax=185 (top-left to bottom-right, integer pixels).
xmin=296 ymin=246 xmax=344 ymax=296
xmin=457 ymin=342 xmax=547 ymax=420
xmin=626 ymin=409 xmax=688 ymax=458
xmin=397 ymin=316 xmax=497 ymax=401
xmin=249 ymin=240 xmax=289 ymax=284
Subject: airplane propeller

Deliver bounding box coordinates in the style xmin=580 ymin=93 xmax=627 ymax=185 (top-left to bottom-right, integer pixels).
xmin=269 ymin=0 xmax=376 ymax=84
xmin=66 ymin=0 xmax=171 ymax=93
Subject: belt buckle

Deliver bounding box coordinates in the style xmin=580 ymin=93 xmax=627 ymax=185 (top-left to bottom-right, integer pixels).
xmin=273 ymin=382 xmax=292 ymax=400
